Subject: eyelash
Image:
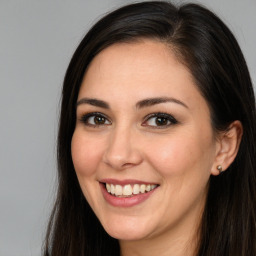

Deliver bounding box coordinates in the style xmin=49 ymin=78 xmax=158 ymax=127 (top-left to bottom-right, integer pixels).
xmin=142 ymin=112 xmax=178 ymax=129
xmin=79 ymin=112 xmax=111 ymax=127
xmin=79 ymin=112 xmax=178 ymax=128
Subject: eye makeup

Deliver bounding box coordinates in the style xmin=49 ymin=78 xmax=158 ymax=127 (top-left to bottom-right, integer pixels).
xmin=79 ymin=112 xmax=111 ymax=127
xmin=142 ymin=112 xmax=178 ymax=129
xmin=78 ymin=111 xmax=178 ymax=130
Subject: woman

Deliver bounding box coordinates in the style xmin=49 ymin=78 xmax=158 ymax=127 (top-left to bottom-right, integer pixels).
xmin=43 ymin=1 xmax=256 ymax=256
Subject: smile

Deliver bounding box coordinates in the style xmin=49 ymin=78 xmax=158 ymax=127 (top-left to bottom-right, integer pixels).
xmin=105 ymin=183 xmax=158 ymax=197
xmin=100 ymin=179 xmax=159 ymax=207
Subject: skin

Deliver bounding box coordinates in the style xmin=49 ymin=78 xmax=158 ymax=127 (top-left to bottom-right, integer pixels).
xmin=71 ymin=40 xmax=242 ymax=256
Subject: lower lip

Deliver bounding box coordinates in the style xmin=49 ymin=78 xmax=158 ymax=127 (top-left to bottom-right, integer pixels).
xmin=100 ymin=183 xmax=158 ymax=208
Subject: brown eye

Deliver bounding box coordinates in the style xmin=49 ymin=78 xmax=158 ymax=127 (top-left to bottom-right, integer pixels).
xmin=94 ymin=116 xmax=106 ymax=125
xmin=155 ymin=117 xmax=169 ymax=126
xmin=146 ymin=116 xmax=171 ymax=126
xmin=142 ymin=113 xmax=178 ymax=128
xmin=80 ymin=113 xmax=111 ymax=126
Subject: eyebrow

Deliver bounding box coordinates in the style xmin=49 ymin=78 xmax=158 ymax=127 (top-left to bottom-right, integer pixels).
xmin=136 ymin=97 xmax=188 ymax=109
xmin=76 ymin=97 xmax=188 ymax=109
xmin=76 ymin=98 xmax=110 ymax=109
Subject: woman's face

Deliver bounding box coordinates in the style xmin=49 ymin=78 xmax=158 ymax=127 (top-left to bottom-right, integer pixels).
xmin=71 ymin=40 xmax=220 ymax=241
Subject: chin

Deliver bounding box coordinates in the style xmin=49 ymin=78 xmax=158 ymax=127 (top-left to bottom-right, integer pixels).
xmin=106 ymin=227 xmax=149 ymax=241
xmin=100 ymin=216 xmax=155 ymax=241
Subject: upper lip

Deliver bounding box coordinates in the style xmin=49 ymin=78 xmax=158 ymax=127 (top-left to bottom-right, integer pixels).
xmin=100 ymin=178 xmax=159 ymax=185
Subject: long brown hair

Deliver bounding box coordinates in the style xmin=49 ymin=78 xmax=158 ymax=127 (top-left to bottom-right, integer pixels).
xmin=43 ymin=1 xmax=256 ymax=255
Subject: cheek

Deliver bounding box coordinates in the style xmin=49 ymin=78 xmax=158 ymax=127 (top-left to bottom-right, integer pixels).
xmin=145 ymin=131 xmax=215 ymax=177
xmin=71 ymin=130 xmax=104 ymax=177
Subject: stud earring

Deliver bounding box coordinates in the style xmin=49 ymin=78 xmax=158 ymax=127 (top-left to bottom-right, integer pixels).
xmin=217 ymin=165 xmax=223 ymax=174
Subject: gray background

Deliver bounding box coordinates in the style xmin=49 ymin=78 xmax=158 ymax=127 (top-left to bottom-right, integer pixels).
xmin=0 ymin=0 xmax=255 ymax=255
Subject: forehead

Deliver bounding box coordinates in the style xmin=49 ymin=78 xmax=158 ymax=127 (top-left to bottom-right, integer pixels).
xmin=84 ymin=40 xmax=187 ymax=85
xmin=78 ymin=40 xmax=208 ymax=114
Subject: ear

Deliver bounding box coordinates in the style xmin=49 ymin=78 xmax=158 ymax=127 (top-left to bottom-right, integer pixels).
xmin=211 ymin=120 xmax=243 ymax=176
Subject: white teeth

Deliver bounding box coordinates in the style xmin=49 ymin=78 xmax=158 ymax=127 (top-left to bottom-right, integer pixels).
xmin=146 ymin=185 xmax=151 ymax=192
xmin=140 ymin=184 xmax=146 ymax=193
xmin=133 ymin=184 xmax=140 ymax=194
xmin=110 ymin=184 xmax=115 ymax=195
xmin=115 ymin=185 xmax=122 ymax=196
xmin=151 ymin=185 xmax=157 ymax=190
xmin=123 ymin=184 xmax=133 ymax=196
xmin=105 ymin=183 xmax=158 ymax=197
xmin=106 ymin=183 xmax=111 ymax=193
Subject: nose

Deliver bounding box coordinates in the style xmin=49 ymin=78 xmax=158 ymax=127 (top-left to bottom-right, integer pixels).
xmin=102 ymin=126 xmax=143 ymax=170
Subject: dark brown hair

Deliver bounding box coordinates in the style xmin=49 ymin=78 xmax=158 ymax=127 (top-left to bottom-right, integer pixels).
xmin=43 ymin=1 xmax=256 ymax=255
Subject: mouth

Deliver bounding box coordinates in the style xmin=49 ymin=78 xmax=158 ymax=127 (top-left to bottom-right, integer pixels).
xmin=99 ymin=180 xmax=159 ymax=207
xmin=104 ymin=183 xmax=158 ymax=197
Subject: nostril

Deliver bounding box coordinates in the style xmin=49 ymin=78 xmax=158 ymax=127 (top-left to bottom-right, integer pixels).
xmin=122 ymin=162 xmax=135 ymax=168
